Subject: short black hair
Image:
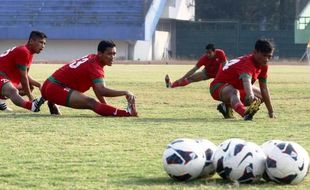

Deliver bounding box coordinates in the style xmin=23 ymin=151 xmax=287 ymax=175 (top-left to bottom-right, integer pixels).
xmin=255 ymin=39 xmax=274 ymax=53
xmin=29 ymin=31 xmax=47 ymax=41
xmin=205 ymin=43 xmax=215 ymax=51
xmin=98 ymin=40 xmax=116 ymax=53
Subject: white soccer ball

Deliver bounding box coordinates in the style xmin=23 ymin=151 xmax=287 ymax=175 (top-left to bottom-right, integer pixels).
xmin=261 ymin=140 xmax=284 ymax=156
xmin=195 ymin=139 xmax=217 ymax=178
xmin=213 ymin=138 xmax=246 ymax=179
xmin=265 ymin=141 xmax=310 ymax=184
xmin=223 ymin=141 xmax=266 ymax=183
xmin=162 ymin=138 xmax=206 ymax=181
xmin=260 ymin=139 xmax=285 ymax=181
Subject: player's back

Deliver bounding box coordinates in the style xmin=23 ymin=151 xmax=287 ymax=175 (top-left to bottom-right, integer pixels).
xmin=52 ymin=54 xmax=104 ymax=92
xmin=0 ymin=45 xmax=33 ymax=85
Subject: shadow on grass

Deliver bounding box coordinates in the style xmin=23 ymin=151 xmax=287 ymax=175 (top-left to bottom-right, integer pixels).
xmin=0 ymin=113 xmax=100 ymax=118
xmin=136 ymin=117 xmax=242 ymax=123
xmin=117 ymin=177 xmax=273 ymax=188
xmin=117 ymin=177 xmax=276 ymax=189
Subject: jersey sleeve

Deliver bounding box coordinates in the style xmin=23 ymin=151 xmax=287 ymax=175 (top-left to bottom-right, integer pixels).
xmin=89 ymin=65 xmax=105 ymax=84
xmin=237 ymin=60 xmax=253 ymax=80
xmin=14 ymin=48 xmax=30 ymax=71
xmin=258 ymin=65 xmax=268 ymax=83
xmin=216 ymin=50 xmax=228 ymax=65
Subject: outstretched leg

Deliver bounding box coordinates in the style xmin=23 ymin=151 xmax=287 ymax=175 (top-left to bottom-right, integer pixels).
xmin=1 ymin=82 xmax=44 ymax=112
xmin=167 ymin=71 xmax=208 ymax=88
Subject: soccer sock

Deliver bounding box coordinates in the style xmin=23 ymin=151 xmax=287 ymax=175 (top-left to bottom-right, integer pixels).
xmin=23 ymin=101 xmax=32 ymax=110
xmin=93 ymin=103 xmax=131 ymax=117
xmin=232 ymin=102 xmax=246 ymax=117
xmin=171 ymin=78 xmax=190 ymax=88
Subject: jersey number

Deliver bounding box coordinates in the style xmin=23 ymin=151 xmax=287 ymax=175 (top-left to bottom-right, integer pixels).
xmin=0 ymin=47 xmax=16 ymax=57
xmin=222 ymin=59 xmax=240 ymax=70
xmin=69 ymin=56 xmax=89 ymax=68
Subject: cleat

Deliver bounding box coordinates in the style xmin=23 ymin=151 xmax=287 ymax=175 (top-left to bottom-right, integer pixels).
xmin=48 ymin=101 xmax=61 ymax=115
xmin=0 ymin=102 xmax=13 ymax=112
xmin=31 ymin=97 xmax=45 ymax=112
xmin=126 ymin=99 xmax=138 ymax=117
xmin=165 ymin=74 xmax=172 ymax=88
xmin=244 ymin=99 xmax=261 ymax=121
xmin=217 ymin=103 xmax=234 ymax=119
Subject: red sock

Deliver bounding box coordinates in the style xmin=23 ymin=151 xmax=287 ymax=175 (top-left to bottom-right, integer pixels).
xmin=22 ymin=101 xmax=32 ymax=110
xmin=93 ymin=103 xmax=131 ymax=117
xmin=171 ymin=78 xmax=190 ymax=88
xmin=232 ymin=102 xmax=246 ymax=117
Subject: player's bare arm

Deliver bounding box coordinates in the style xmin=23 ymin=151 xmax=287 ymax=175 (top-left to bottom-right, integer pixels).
xmin=93 ymin=82 xmax=107 ymax=104
xmin=93 ymin=82 xmax=133 ymax=99
xmin=178 ymin=66 xmax=199 ymax=81
xmin=259 ymin=81 xmax=275 ymax=118
xmin=242 ymin=77 xmax=255 ymax=106
xmin=19 ymin=69 xmax=34 ymax=101
xmin=27 ymin=75 xmax=41 ymax=89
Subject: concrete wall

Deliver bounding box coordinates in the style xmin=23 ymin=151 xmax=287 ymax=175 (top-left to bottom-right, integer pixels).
xmin=0 ymin=40 xmax=130 ymax=62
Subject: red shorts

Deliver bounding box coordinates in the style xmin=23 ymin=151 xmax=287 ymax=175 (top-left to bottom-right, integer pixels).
xmin=210 ymin=81 xmax=246 ymax=104
xmin=202 ymin=68 xmax=216 ymax=78
xmin=0 ymin=75 xmax=10 ymax=99
xmin=41 ymin=79 xmax=73 ymax=106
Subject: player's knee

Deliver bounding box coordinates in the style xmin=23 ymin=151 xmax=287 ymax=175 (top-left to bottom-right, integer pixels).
xmin=5 ymin=87 xmax=19 ymax=97
xmin=230 ymin=89 xmax=240 ymax=97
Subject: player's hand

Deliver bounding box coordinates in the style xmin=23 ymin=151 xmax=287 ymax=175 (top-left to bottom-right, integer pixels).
xmin=244 ymin=95 xmax=256 ymax=106
xmin=125 ymin=91 xmax=135 ymax=104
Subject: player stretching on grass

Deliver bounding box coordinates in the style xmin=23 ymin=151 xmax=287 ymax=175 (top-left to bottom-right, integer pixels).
xmin=41 ymin=40 xmax=137 ymax=117
xmin=0 ymin=31 xmax=46 ymax=113
xmin=165 ymin=43 xmax=233 ymax=118
xmin=209 ymin=39 xmax=275 ymax=120
xmin=165 ymin=44 xmax=227 ymax=88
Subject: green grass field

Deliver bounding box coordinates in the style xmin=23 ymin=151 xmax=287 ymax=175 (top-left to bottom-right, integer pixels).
xmin=0 ymin=64 xmax=309 ymax=190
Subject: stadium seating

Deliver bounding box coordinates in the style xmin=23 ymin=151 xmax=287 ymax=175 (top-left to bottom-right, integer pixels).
xmin=0 ymin=0 xmax=155 ymax=40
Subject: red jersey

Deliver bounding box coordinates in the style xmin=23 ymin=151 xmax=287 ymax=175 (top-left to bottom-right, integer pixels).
xmin=51 ymin=54 xmax=104 ymax=92
xmin=213 ymin=54 xmax=268 ymax=90
xmin=196 ymin=49 xmax=227 ymax=78
xmin=0 ymin=45 xmax=33 ymax=86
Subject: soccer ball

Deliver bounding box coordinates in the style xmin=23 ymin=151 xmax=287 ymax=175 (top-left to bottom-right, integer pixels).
xmin=261 ymin=139 xmax=284 ymax=181
xmin=261 ymin=140 xmax=284 ymax=156
xmin=213 ymin=138 xmax=246 ymax=179
xmin=162 ymin=138 xmax=206 ymax=181
xmin=223 ymin=141 xmax=266 ymax=183
xmin=265 ymin=141 xmax=310 ymax=184
xmin=195 ymin=139 xmax=217 ymax=178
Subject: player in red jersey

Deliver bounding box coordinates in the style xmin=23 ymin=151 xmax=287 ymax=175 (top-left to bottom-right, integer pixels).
xmin=165 ymin=44 xmax=227 ymax=88
xmin=41 ymin=40 xmax=137 ymax=117
xmin=0 ymin=31 xmax=46 ymax=113
xmin=210 ymin=39 xmax=275 ymax=120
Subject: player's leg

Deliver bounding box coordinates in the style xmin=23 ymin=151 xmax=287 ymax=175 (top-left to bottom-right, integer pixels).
xmin=235 ymin=88 xmax=261 ymax=120
xmin=210 ymin=82 xmax=234 ymax=119
xmin=170 ymin=70 xmax=208 ymax=88
xmin=1 ymin=81 xmax=44 ymax=112
xmin=220 ymin=85 xmax=247 ymax=117
xmin=68 ymin=91 xmax=136 ymax=116
xmin=41 ymin=81 xmax=136 ymax=117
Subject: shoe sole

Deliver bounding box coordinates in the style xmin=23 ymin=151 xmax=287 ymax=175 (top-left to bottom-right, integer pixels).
xmin=165 ymin=75 xmax=171 ymax=88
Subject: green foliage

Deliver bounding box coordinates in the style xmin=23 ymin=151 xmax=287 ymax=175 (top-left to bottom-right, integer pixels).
xmin=0 ymin=64 xmax=309 ymax=189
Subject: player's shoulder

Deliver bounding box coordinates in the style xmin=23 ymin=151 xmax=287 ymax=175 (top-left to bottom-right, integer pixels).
xmin=12 ymin=45 xmax=30 ymax=55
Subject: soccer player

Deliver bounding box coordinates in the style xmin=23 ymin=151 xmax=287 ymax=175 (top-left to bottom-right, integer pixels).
xmin=165 ymin=44 xmax=227 ymax=88
xmin=41 ymin=40 xmax=137 ymax=117
xmin=0 ymin=31 xmax=46 ymax=112
xmin=209 ymin=39 xmax=275 ymax=120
